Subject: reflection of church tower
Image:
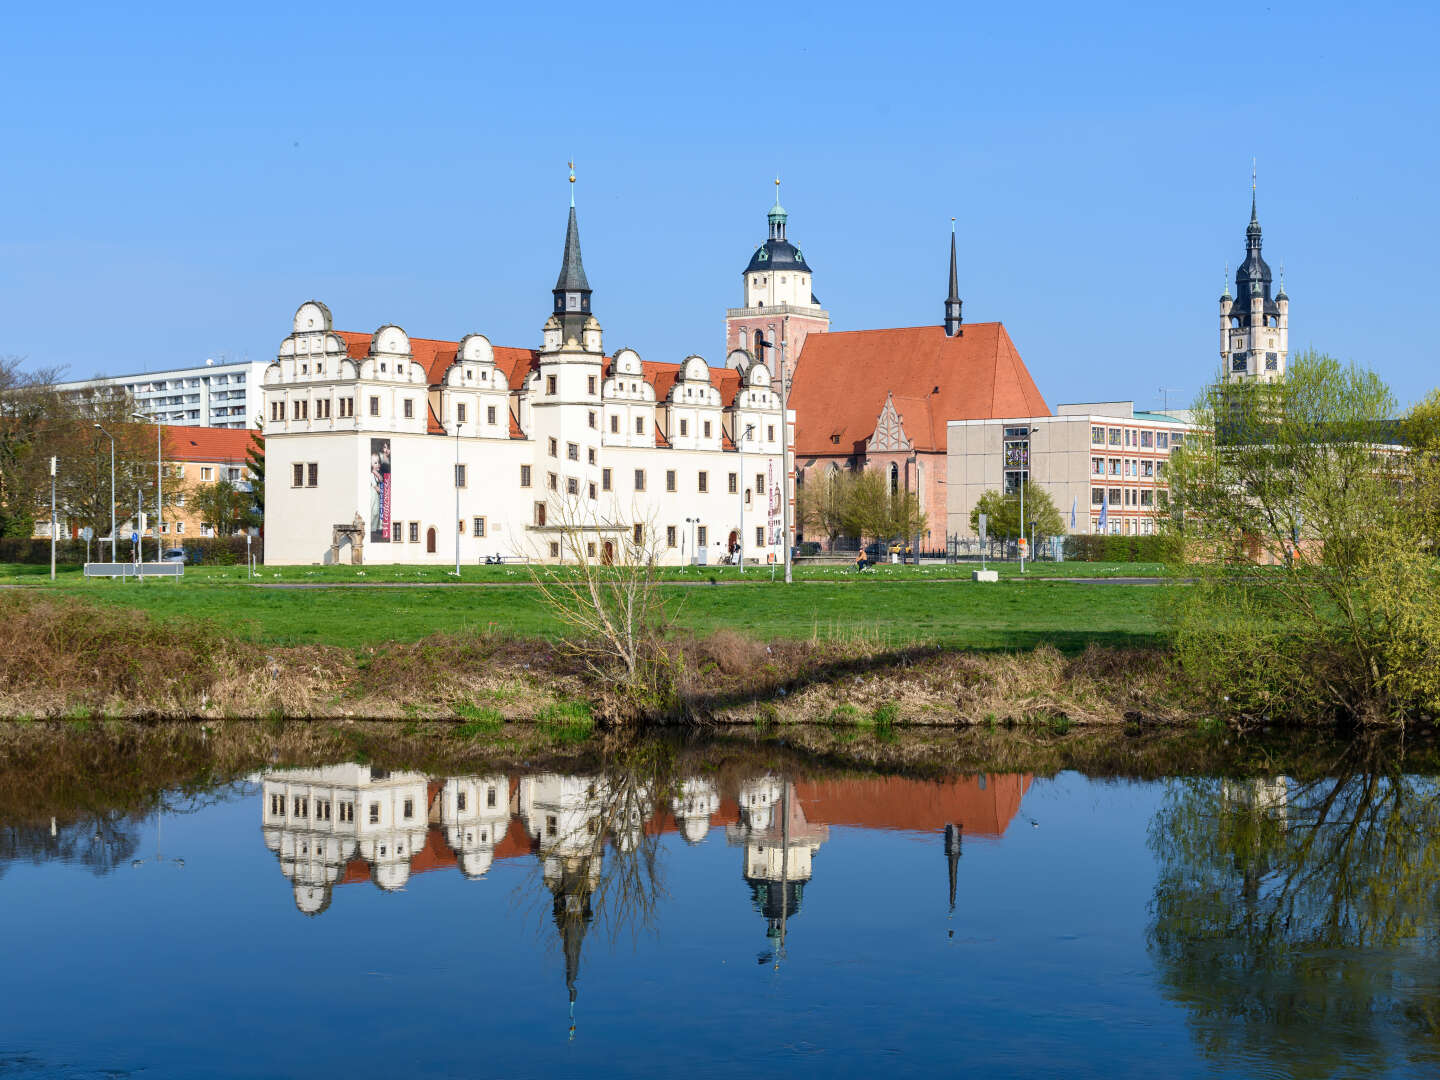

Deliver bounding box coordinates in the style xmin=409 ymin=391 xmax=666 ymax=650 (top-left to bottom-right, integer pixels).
xmin=519 ymin=774 xmax=608 ymax=1039
xmin=944 ymin=823 xmax=962 ymax=914
xmin=724 ymin=181 xmax=830 ymax=378
xmin=725 ymin=775 xmax=829 ymax=954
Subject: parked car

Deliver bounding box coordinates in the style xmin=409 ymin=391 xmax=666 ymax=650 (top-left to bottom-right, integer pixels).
xmin=161 ymin=548 xmax=187 ymax=563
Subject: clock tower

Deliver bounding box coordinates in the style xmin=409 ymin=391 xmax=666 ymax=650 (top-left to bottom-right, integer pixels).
xmin=1219 ymin=175 xmax=1288 ymax=384
xmin=725 ymin=181 xmax=830 ymax=379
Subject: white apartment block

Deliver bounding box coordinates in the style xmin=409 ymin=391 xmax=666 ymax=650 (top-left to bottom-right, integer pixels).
xmin=54 ymin=358 xmax=267 ymax=428
xmin=263 ymin=203 xmax=789 ymax=567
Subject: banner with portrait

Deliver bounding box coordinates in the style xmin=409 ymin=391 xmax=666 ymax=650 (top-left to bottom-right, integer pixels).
xmin=370 ymin=438 xmax=392 ymax=542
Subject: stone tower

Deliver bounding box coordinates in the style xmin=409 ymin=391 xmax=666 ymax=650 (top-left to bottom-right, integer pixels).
xmin=1219 ymin=177 xmax=1289 ymax=383
xmin=725 ymin=181 xmax=830 ymax=378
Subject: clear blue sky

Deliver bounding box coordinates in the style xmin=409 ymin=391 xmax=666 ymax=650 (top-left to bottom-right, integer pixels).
xmin=2 ymin=1 xmax=1435 ymax=409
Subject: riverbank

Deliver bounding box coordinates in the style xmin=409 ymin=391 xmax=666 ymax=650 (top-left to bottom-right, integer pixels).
xmin=0 ymin=590 xmax=1178 ymax=724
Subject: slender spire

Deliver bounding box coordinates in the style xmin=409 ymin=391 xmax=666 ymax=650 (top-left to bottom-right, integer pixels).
xmin=568 ymin=159 xmax=575 ymax=208
xmin=552 ymin=179 xmax=593 ymax=343
xmin=1250 ymin=157 xmax=1257 ymax=222
xmin=944 ymin=217 xmax=963 ymax=337
xmin=1222 ymin=263 xmax=1231 ymax=300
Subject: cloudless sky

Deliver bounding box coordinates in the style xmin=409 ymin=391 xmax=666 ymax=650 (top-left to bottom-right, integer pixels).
xmin=2 ymin=1 xmax=1436 ymax=409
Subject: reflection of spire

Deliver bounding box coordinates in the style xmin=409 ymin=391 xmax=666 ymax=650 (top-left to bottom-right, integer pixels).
xmin=553 ymin=865 xmax=593 ymax=1040
xmin=944 ymin=823 xmax=962 ymax=914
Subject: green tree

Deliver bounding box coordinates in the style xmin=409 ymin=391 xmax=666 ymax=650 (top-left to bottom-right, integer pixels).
xmin=1166 ymin=350 xmax=1440 ymax=721
xmin=797 ymin=467 xmax=847 ymax=548
xmin=186 ymin=478 xmax=248 ymax=537
xmin=245 ymin=424 xmax=265 ymax=530
xmin=968 ymin=483 xmax=1065 ymax=540
xmin=797 ymin=467 xmax=928 ymax=549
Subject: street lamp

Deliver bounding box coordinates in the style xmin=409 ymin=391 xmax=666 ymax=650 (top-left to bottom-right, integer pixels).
xmin=454 ymin=419 xmax=464 ymax=576
xmin=685 ymin=516 xmax=699 ymax=566
xmin=738 ymin=423 xmax=754 ymax=574
xmin=906 ymin=450 xmax=919 ymax=566
xmin=755 ymin=333 xmax=792 ymax=584
xmin=93 ymin=423 xmax=116 ymax=562
xmin=132 ymin=411 xmax=162 ymax=562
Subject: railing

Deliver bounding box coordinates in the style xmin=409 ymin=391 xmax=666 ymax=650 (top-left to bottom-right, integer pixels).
xmin=84 ymin=562 xmax=184 ymax=580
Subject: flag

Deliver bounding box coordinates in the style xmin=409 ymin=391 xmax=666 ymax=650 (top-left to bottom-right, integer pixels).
xmin=1070 ymin=497 xmax=1077 ymax=530
xmin=1098 ymin=491 xmax=1108 ymax=533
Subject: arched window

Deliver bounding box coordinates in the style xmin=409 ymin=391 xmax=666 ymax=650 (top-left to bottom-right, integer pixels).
xmin=753 ymin=330 xmax=764 ymax=355
xmin=889 ymin=463 xmax=899 ymax=498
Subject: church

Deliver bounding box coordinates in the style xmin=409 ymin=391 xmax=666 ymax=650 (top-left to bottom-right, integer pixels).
xmin=262 ymin=175 xmax=786 ymax=567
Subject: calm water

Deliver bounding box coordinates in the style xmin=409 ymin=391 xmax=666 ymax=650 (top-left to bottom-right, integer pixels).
xmin=3 ymin=761 xmax=1438 ymax=1078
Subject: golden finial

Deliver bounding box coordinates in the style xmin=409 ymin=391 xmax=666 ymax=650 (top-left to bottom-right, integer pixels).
xmin=568 ymin=160 xmax=575 ymax=207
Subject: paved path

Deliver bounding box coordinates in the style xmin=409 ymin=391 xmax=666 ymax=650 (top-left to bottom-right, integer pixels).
xmin=241 ymin=575 xmax=1179 ymax=589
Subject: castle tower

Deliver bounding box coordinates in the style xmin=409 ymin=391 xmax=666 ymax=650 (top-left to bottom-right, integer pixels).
xmin=725 ymin=180 xmax=830 ymax=378
xmin=1219 ymin=173 xmax=1288 ymax=383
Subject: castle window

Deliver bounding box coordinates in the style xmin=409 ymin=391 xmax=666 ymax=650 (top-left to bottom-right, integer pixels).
xmin=473 ymin=517 xmax=485 ymax=537
xmin=549 ymin=542 xmax=560 ymax=558
xmin=610 ymin=414 xmax=619 ymax=433
xmin=487 ymin=787 xmax=497 ymax=808
xmin=697 ymin=526 xmax=707 ymax=546
xmin=679 ymin=419 xmax=688 ymax=437
xmin=369 ymin=803 xmax=380 ymax=824
xmin=547 ymin=375 xmax=557 ymax=395
xmin=768 ymin=425 xmax=775 ymax=441
xmin=635 ymin=416 xmax=645 ymax=435
xmin=567 ymin=442 xmax=579 ymax=461
xmin=588 ymin=375 xmax=597 ymax=395
xmin=534 ymin=503 xmax=547 ymax=526
xmin=520 ymin=465 xmax=532 ymax=487
xmin=728 ymin=473 xmax=737 ymax=494
xmin=666 ymin=470 xmax=676 ymax=492
xmin=633 ymin=524 xmax=644 ymax=545
xmin=666 ymin=525 xmax=676 ymax=548
xmin=587 ymin=448 xmax=596 ymax=465
xmin=698 ymin=471 xmax=708 ymax=493
xmin=703 ymin=420 xmax=712 ymax=438
xmin=392 ymin=522 xmax=402 ymax=542
xmin=588 ymin=410 xmax=596 ymax=429
xmin=602 ymin=468 xmax=612 ymax=491
xmin=488 ymin=405 xmax=497 ymax=425
xmin=457 ymin=791 xmax=467 ymax=812
xmin=369 ymin=396 xmax=379 ymax=416
xmin=634 ymin=469 xmax=646 ymax=492
xmin=549 ymin=437 xmax=558 ymax=457
xmin=567 ymin=477 xmax=578 ymax=495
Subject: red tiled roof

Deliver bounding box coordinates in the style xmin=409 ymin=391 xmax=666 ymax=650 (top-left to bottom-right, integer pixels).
xmin=789 ymin=323 xmax=1050 ymax=456
xmin=161 ymin=425 xmax=256 ymax=464
xmin=332 ymin=329 xmax=749 ymax=441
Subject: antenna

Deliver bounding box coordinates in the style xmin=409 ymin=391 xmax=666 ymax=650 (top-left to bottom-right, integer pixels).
xmin=1158 ymin=386 xmax=1184 ymax=415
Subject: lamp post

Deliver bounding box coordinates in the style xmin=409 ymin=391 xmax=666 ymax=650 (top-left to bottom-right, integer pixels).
xmin=738 ymin=423 xmax=754 ymax=574
xmin=49 ymin=455 xmax=57 ymax=581
xmin=132 ymin=411 xmax=162 ymax=561
xmin=454 ymin=419 xmax=464 ymax=576
xmin=685 ymin=516 xmax=698 ymax=566
xmin=93 ymin=423 xmax=116 ymax=562
xmin=755 ymin=332 xmax=793 ymax=584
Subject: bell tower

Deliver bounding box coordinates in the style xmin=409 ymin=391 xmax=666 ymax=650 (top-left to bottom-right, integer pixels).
xmin=725 ymin=180 xmax=830 ymax=378
xmin=1219 ymin=168 xmax=1289 ymax=384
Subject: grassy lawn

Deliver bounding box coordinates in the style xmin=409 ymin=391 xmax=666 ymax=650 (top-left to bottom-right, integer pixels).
xmin=0 ymin=559 xmax=1165 ymax=586
xmin=9 ymin=567 xmax=1167 ymax=652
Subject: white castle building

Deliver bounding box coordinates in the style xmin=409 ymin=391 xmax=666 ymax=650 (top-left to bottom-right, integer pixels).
xmin=262 ymin=186 xmax=789 ymax=567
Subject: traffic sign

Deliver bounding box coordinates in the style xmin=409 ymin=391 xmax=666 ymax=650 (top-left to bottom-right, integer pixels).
xmin=130 ymin=531 xmax=139 ymax=545
xmin=80 ymin=527 xmax=93 ymax=541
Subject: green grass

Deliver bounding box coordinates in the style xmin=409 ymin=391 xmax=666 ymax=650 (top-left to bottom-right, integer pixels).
xmin=0 ymin=558 xmax=1164 ymax=586
xmin=19 ymin=576 xmax=1162 ymax=652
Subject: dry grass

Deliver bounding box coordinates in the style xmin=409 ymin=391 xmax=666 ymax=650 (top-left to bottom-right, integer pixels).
xmin=0 ymin=591 xmax=1181 ymax=726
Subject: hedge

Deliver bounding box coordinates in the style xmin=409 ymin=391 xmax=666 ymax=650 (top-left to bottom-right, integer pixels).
xmin=1062 ymin=534 xmax=1178 ymax=562
xmin=2 ymin=535 xmax=262 ymax=566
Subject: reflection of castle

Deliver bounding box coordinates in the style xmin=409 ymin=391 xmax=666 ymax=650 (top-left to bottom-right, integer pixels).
xmin=260 ymin=766 xmax=512 ymax=915
xmin=256 ymin=767 xmax=1033 ymax=1003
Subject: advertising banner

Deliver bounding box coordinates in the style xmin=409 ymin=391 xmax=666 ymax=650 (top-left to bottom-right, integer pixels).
xmin=370 ymin=438 xmax=392 ymax=542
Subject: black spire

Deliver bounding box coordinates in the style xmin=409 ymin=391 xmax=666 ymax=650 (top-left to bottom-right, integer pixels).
xmin=944 ymin=222 xmax=963 ymax=337
xmin=1231 ymin=183 xmax=1276 ymax=328
xmin=552 ymin=202 xmax=593 ymax=343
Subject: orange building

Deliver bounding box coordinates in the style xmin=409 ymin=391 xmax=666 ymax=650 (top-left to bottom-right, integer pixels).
xmin=160 ymin=425 xmax=258 ymax=540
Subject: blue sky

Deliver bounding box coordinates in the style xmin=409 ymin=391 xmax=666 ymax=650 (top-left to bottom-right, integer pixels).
xmin=2 ymin=1 xmax=1435 ymax=409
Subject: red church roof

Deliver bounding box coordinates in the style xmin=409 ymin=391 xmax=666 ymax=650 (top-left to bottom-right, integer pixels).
xmin=789 ymin=323 xmax=1050 ymax=456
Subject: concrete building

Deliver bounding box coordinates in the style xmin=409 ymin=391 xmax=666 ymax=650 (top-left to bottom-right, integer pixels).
xmin=54 ymin=359 xmax=267 ymax=429
xmin=262 ymin=191 xmax=788 ymax=567
xmin=947 ymin=402 xmax=1191 ymax=538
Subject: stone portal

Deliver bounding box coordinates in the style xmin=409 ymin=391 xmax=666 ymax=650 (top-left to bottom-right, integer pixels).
xmin=330 ymin=514 xmax=365 ymax=566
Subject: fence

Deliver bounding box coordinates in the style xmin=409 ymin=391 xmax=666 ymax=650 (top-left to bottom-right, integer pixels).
xmin=1 ymin=535 xmax=263 ymax=566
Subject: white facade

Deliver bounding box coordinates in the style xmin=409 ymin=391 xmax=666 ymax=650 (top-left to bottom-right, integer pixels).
xmin=54 ymin=359 xmax=267 ymax=428
xmin=263 ymin=290 xmax=789 ymax=568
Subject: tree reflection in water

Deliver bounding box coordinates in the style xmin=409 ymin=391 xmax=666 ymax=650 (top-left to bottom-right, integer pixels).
xmin=1147 ymin=752 xmax=1440 ymax=1076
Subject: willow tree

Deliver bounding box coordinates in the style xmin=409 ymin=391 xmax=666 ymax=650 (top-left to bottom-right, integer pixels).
xmin=1166 ymin=350 xmax=1440 ymax=722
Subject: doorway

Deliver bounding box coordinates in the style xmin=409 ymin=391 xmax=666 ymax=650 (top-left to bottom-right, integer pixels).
xmin=426 ymin=526 xmax=437 ymax=554
xmin=727 ymin=529 xmax=739 ymax=563
xmin=602 ymin=540 xmax=614 ymax=566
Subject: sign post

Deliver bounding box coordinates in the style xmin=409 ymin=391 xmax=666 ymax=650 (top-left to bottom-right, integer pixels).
xmin=978 ymin=512 xmax=987 ymax=572
xmin=81 ymin=526 xmax=93 ymax=565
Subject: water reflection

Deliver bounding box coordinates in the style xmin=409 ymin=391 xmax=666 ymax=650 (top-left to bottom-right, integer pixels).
xmin=1148 ymin=767 xmax=1440 ymax=1075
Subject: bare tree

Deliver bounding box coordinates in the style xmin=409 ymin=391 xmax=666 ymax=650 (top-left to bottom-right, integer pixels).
xmin=527 ymin=493 xmax=673 ymax=706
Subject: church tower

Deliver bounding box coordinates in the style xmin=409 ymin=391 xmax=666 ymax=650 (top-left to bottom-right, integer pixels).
xmin=1219 ymin=173 xmax=1288 ymax=383
xmin=725 ymin=180 xmax=830 ymax=378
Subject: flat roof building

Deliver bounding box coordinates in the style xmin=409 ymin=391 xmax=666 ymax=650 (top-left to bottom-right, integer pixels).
xmin=54 ymin=359 xmax=267 ymax=429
